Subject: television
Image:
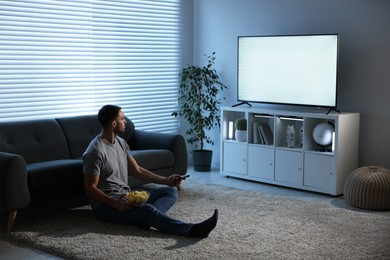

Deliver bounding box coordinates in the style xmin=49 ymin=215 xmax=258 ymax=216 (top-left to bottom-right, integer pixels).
xmin=237 ymin=34 xmax=339 ymax=108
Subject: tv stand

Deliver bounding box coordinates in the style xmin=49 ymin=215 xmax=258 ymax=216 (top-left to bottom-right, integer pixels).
xmin=220 ymin=106 xmax=360 ymax=195
xmin=326 ymin=107 xmax=341 ymax=114
xmin=232 ymin=101 xmax=252 ymax=108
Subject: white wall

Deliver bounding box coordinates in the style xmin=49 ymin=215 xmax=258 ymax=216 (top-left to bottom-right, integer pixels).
xmin=190 ymin=0 xmax=390 ymax=169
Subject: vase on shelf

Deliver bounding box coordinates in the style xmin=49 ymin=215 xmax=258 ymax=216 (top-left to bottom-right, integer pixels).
xmin=235 ymin=118 xmax=247 ymax=142
xmin=235 ymin=130 xmax=247 ymax=142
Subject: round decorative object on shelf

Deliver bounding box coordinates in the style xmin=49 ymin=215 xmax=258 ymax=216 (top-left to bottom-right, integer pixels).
xmin=312 ymin=122 xmax=334 ymax=147
xmin=343 ymin=166 xmax=390 ymax=210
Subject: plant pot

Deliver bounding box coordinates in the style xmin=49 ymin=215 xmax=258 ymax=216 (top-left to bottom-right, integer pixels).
xmin=235 ymin=130 xmax=247 ymax=142
xmin=193 ymin=150 xmax=213 ymax=172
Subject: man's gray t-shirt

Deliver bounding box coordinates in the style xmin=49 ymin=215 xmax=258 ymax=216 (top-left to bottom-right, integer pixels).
xmin=83 ymin=135 xmax=131 ymax=209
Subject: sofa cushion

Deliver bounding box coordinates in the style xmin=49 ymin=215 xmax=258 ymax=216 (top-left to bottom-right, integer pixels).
xmin=57 ymin=115 xmax=135 ymax=159
xmin=27 ymin=159 xmax=84 ymax=192
xmin=131 ymin=149 xmax=174 ymax=172
xmin=56 ymin=116 xmax=102 ymax=159
xmin=0 ymin=119 xmax=70 ymax=164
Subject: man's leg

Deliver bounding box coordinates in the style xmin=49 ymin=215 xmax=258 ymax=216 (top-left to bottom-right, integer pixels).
xmin=94 ymin=202 xmax=219 ymax=238
xmin=145 ymin=186 xmax=178 ymax=213
xmin=95 ymin=203 xmax=191 ymax=236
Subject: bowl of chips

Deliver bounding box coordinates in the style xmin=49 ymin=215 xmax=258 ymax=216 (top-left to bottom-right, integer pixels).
xmin=123 ymin=190 xmax=150 ymax=205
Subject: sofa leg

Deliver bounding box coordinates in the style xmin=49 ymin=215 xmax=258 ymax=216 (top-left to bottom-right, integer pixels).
xmin=6 ymin=210 xmax=17 ymax=232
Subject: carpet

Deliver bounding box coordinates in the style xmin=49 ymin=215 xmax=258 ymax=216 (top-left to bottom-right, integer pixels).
xmin=6 ymin=180 xmax=390 ymax=260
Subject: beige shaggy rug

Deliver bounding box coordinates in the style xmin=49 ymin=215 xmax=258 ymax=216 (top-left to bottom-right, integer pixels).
xmin=5 ymin=180 xmax=390 ymax=260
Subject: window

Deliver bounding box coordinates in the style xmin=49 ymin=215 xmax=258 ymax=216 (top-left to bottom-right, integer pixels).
xmin=0 ymin=0 xmax=180 ymax=133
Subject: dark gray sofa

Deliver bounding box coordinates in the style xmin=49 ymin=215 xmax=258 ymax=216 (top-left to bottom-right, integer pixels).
xmin=0 ymin=115 xmax=187 ymax=231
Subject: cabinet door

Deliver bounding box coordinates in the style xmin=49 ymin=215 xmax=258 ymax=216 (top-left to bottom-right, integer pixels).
xmin=248 ymin=146 xmax=274 ymax=180
xmin=223 ymin=142 xmax=247 ymax=175
xmin=274 ymin=149 xmax=303 ymax=185
xmin=304 ymin=153 xmax=334 ymax=191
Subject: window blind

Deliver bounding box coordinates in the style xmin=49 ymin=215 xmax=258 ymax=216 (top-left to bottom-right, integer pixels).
xmin=0 ymin=0 xmax=180 ymax=133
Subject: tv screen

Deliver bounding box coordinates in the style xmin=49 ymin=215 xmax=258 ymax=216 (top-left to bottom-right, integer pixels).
xmin=237 ymin=34 xmax=339 ymax=108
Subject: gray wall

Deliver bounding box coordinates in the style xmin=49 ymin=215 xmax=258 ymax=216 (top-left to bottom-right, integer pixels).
xmin=183 ymin=0 xmax=390 ymax=169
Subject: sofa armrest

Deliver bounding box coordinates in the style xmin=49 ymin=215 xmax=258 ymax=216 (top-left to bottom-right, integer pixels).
xmin=132 ymin=130 xmax=188 ymax=175
xmin=0 ymin=152 xmax=30 ymax=211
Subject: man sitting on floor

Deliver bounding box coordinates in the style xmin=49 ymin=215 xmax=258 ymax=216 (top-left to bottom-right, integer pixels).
xmin=82 ymin=104 xmax=218 ymax=238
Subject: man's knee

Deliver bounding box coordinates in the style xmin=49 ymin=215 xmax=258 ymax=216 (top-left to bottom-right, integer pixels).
xmin=166 ymin=186 xmax=179 ymax=201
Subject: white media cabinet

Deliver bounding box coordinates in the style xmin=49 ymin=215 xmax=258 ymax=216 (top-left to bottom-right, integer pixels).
xmin=220 ymin=106 xmax=360 ymax=196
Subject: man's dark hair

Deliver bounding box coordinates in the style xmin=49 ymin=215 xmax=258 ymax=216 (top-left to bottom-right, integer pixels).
xmin=98 ymin=105 xmax=122 ymax=128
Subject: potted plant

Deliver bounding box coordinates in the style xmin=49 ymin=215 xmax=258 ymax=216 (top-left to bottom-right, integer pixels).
xmin=235 ymin=118 xmax=247 ymax=142
xmin=172 ymin=52 xmax=227 ymax=172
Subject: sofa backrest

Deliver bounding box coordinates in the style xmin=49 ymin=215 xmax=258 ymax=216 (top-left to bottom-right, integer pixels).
xmin=0 ymin=119 xmax=70 ymax=163
xmin=56 ymin=115 xmax=135 ymax=159
xmin=56 ymin=115 xmax=101 ymax=159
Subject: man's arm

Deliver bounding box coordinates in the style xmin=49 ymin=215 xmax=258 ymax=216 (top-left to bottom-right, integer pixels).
xmin=127 ymin=155 xmax=181 ymax=187
xmin=84 ymin=174 xmax=133 ymax=211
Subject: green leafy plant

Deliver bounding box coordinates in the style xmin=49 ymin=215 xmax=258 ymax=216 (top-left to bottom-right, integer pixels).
xmin=172 ymin=52 xmax=227 ymax=151
xmin=235 ymin=118 xmax=247 ymax=131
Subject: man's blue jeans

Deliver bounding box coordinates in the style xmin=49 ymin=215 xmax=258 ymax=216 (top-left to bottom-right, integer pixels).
xmin=94 ymin=186 xmax=192 ymax=236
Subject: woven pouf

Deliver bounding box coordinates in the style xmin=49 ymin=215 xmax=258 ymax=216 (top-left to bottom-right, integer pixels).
xmin=344 ymin=166 xmax=390 ymax=210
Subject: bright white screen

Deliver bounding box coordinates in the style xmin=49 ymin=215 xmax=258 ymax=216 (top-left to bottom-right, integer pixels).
xmin=238 ymin=35 xmax=338 ymax=107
